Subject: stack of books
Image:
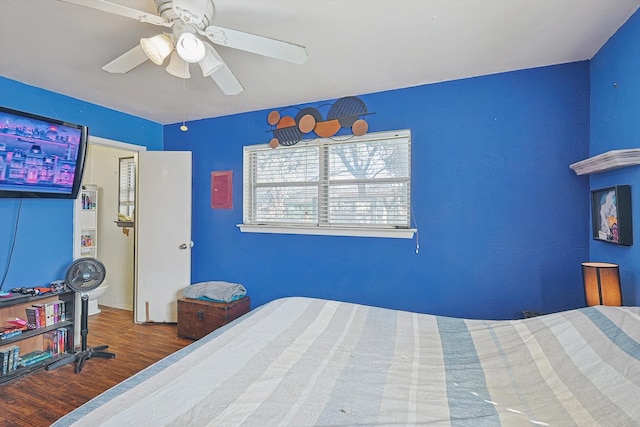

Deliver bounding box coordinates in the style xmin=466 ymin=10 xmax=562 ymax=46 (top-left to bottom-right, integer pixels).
xmin=18 ymin=350 xmax=52 ymax=367
xmin=0 ymin=345 xmax=20 ymax=374
xmin=25 ymin=299 xmax=66 ymax=329
xmin=43 ymin=328 xmax=68 ymax=357
xmin=0 ymin=327 xmax=69 ymax=376
xmin=0 ymin=326 xmax=24 ymax=341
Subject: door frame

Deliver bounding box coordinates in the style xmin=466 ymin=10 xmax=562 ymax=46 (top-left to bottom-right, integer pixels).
xmin=72 ymin=136 xmax=146 ymax=344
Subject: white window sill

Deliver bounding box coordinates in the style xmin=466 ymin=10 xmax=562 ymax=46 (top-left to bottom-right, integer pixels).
xmin=237 ymin=224 xmax=416 ymax=239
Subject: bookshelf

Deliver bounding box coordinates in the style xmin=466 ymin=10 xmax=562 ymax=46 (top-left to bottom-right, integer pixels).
xmin=0 ymin=291 xmax=75 ymax=384
xmin=80 ymin=184 xmax=98 ymax=258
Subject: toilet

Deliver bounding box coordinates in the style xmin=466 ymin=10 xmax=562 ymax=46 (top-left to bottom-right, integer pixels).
xmin=86 ymin=284 xmax=109 ymax=316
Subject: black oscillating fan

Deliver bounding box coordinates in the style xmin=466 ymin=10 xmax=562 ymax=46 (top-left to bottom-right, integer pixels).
xmin=46 ymin=257 xmax=115 ymax=373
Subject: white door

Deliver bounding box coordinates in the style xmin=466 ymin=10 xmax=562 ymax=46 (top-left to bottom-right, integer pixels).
xmin=134 ymin=151 xmax=192 ymax=323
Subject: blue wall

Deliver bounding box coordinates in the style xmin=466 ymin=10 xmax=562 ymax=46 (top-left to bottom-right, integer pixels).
xmin=165 ymin=62 xmax=591 ymax=319
xmin=5 ymin=12 xmax=638 ymax=318
xmin=590 ymin=9 xmax=640 ymax=306
xmin=0 ymin=77 xmax=162 ymax=289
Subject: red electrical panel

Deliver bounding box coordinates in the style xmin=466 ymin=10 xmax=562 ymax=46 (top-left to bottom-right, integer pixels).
xmin=211 ymin=170 xmax=233 ymax=209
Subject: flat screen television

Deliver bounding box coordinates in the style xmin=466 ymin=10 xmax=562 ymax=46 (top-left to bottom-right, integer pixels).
xmin=0 ymin=106 xmax=88 ymax=199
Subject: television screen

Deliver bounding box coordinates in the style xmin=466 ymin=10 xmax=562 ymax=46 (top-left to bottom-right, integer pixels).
xmin=0 ymin=106 xmax=88 ymax=199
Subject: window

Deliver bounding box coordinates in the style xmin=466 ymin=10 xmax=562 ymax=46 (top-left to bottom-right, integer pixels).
xmin=239 ymin=130 xmax=415 ymax=238
xmin=118 ymin=156 xmax=135 ymax=219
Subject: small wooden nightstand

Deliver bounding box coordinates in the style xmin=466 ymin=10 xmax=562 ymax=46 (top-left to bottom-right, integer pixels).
xmin=177 ymin=296 xmax=250 ymax=340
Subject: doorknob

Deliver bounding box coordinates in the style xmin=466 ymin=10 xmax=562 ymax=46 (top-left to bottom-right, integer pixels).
xmin=178 ymin=241 xmax=194 ymax=250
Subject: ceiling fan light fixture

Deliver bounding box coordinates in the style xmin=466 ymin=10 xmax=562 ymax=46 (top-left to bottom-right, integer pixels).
xmin=140 ymin=33 xmax=174 ymax=65
xmin=198 ymin=45 xmax=223 ymax=77
xmin=166 ymin=51 xmax=191 ymax=79
xmin=176 ymin=32 xmax=206 ymax=63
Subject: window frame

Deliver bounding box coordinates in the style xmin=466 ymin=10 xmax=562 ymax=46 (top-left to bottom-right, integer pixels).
xmin=238 ymin=129 xmax=415 ymax=239
xmin=118 ymin=156 xmax=135 ymax=219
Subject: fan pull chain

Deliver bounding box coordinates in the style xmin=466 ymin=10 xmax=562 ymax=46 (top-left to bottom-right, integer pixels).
xmin=180 ymin=74 xmax=188 ymax=132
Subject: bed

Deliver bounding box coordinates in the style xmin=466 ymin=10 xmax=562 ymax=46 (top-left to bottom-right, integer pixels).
xmin=53 ymin=296 xmax=640 ymax=426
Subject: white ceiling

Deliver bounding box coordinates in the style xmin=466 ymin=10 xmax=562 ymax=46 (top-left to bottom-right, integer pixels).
xmin=1 ymin=0 xmax=639 ymax=125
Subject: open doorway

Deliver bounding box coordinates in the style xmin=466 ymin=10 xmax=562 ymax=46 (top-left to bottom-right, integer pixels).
xmin=73 ymin=136 xmax=146 ymax=316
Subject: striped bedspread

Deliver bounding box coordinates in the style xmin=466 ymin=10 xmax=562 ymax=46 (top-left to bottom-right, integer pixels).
xmin=53 ymin=297 xmax=640 ymax=426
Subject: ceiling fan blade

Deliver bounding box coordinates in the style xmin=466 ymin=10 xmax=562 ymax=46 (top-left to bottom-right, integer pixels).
xmin=211 ymin=67 xmax=244 ymax=95
xmin=102 ymin=45 xmax=149 ymax=74
xmin=198 ymin=44 xmax=224 ymax=77
xmin=201 ymin=25 xmax=308 ymax=65
xmin=206 ymin=46 xmax=244 ymax=95
xmin=57 ymin=0 xmax=169 ymax=26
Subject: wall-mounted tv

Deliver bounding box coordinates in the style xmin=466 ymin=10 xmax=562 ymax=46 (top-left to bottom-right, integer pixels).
xmin=0 ymin=106 xmax=88 ymax=199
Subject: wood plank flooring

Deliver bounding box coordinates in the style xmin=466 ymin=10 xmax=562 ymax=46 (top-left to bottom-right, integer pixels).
xmin=0 ymin=306 xmax=193 ymax=426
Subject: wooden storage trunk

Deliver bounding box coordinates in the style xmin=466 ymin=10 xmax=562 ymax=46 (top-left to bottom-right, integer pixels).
xmin=177 ymin=296 xmax=250 ymax=340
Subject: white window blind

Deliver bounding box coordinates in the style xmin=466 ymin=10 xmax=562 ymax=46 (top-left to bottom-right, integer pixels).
xmin=241 ymin=130 xmax=414 ymax=238
xmin=119 ymin=156 xmax=136 ymax=218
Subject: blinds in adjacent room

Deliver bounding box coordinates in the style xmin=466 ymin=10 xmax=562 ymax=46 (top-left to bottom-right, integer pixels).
xmin=119 ymin=156 xmax=136 ymax=218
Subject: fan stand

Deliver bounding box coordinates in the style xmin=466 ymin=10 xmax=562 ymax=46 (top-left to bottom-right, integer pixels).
xmin=73 ymin=293 xmax=115 ymax=373
xmin=46 ymin=257 xmax=115 ymax=373
xmin=47 ymin=294 xmax=115 ymax=373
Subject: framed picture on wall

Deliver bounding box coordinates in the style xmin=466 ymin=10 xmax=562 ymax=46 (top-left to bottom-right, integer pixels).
xmin=591 ymin=185 xmax=633 ymax=246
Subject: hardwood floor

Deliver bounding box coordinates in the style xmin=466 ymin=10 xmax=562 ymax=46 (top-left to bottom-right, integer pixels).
xmin=0 ymin=306 xmax=193 ymax=426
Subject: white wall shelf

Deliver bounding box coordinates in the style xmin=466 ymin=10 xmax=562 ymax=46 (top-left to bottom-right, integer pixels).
xmin=570 ymin=148 xmax=640 ymax=175
xmin=79 ymin=185 xmax=98 ymax=258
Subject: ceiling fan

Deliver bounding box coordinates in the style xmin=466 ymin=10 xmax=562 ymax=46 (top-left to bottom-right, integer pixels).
xmin=58 ymin=0 xmax=309 ymax=95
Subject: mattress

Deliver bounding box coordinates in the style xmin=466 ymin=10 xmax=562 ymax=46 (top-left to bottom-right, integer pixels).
xmin=53 ymin=297 xmax=640 ymax=426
